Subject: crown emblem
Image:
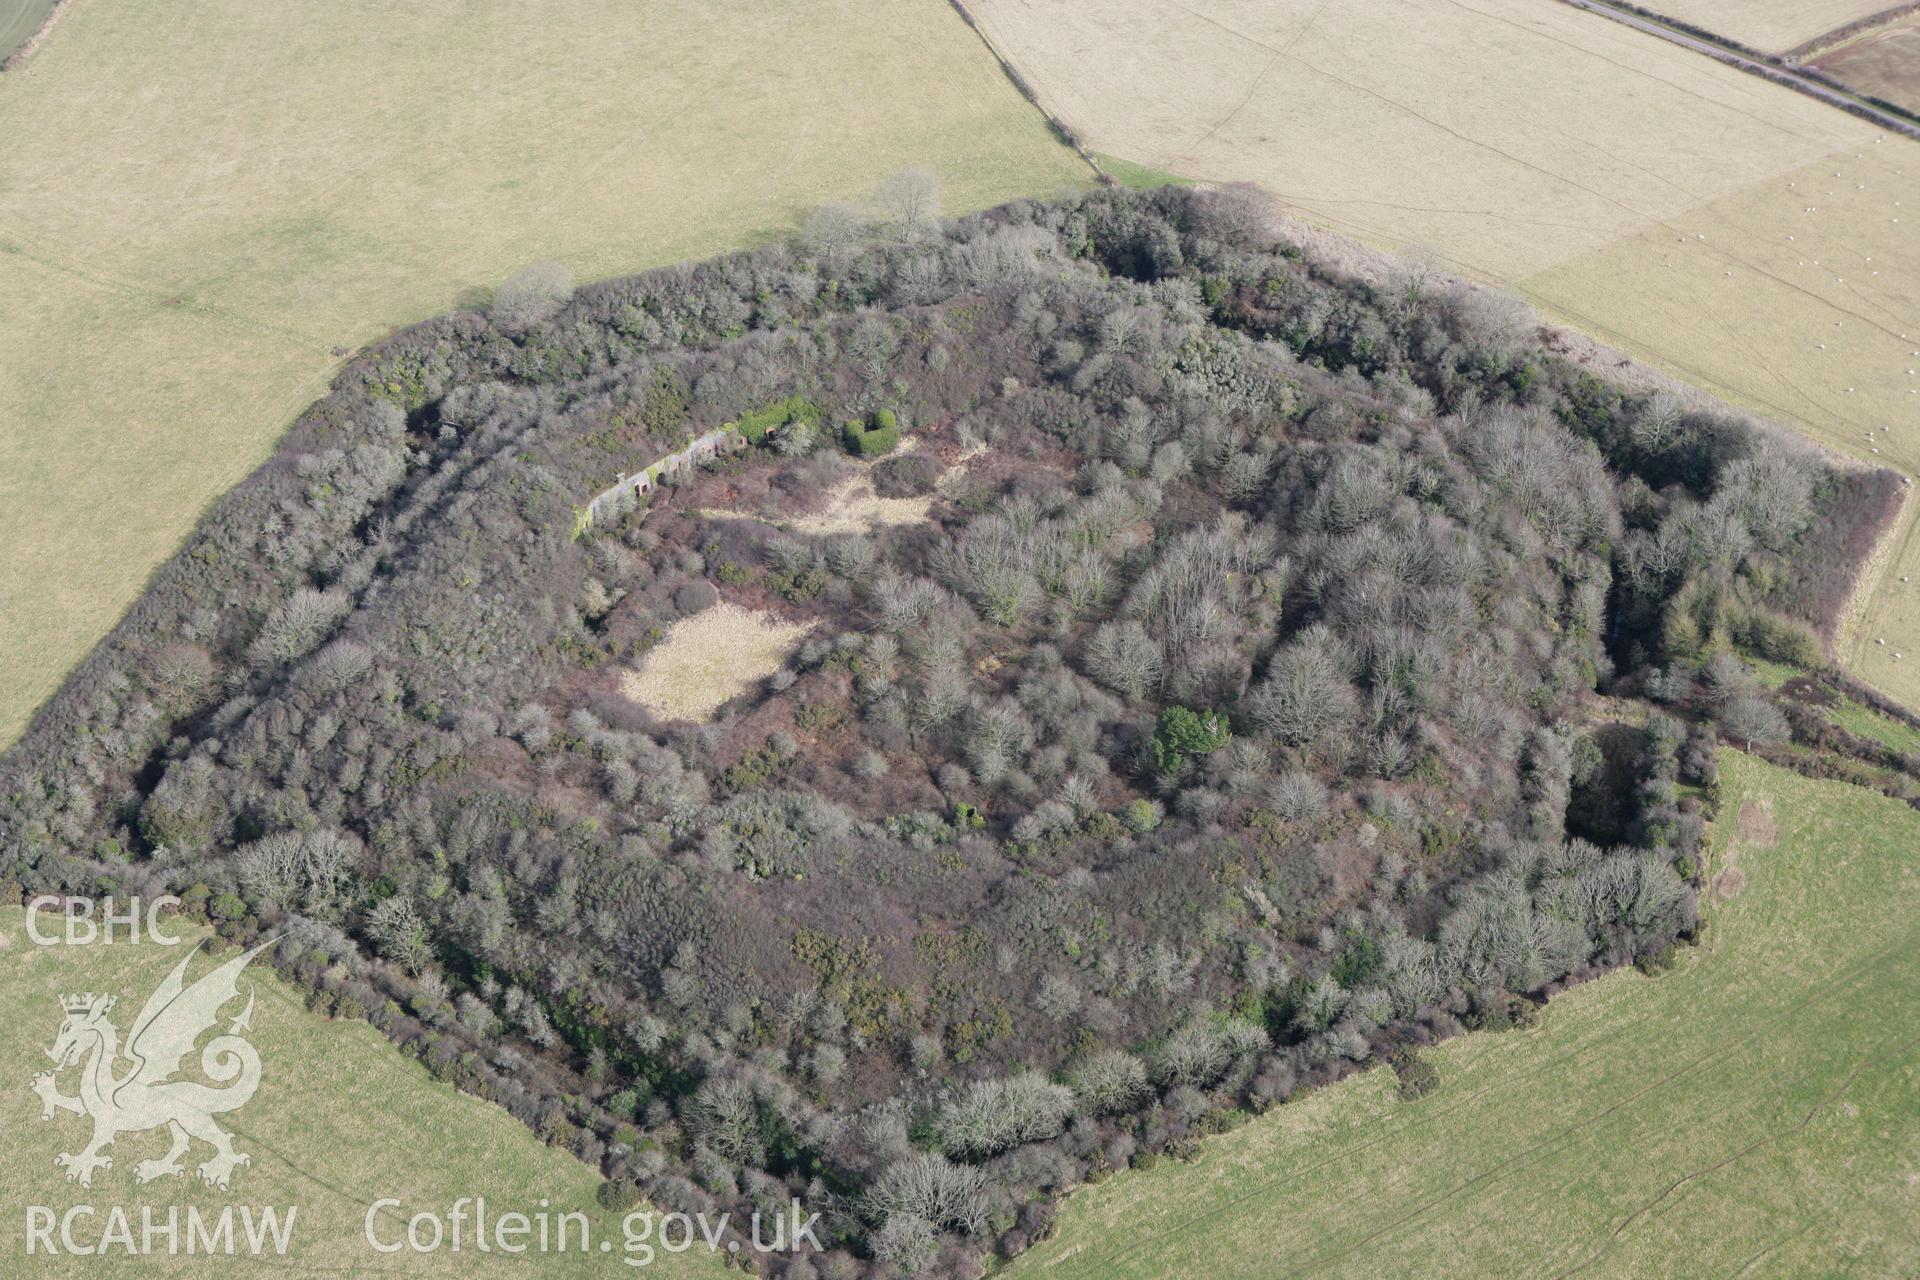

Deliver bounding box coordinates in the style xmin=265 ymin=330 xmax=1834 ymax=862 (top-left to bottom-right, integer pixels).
xmin=58 ymin=993 xmax=112 ymax=1016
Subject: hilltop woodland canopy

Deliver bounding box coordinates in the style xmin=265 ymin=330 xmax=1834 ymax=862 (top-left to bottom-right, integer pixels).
xmin=2 ymin=185 xmax=1906 ymax=1276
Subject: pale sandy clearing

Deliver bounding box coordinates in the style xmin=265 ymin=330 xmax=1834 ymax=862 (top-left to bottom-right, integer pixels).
xmin=786 ymin=439 xmax=991 ymax=533
xmin=713 ymin=441 xmax=989 ymax=536
xmin=784 ymin=473 xmax=940 ymax=536
xmin=620 ymin=602 xmax=816 ymax=721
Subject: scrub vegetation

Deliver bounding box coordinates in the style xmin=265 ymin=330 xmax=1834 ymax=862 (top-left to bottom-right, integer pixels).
xmin=1012 ymin=752 xmax=1920 ymax=1278
xmin=0 ymin=185 xmax=1909 ymax=1277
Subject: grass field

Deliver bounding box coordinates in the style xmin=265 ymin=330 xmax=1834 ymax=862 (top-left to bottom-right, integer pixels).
xmin=966 ymin=0 xmax=1920 ymax=706
xmin=1012 ymin=753 xmax=1920 ymax=1277
xmin=1811 ymin=11 xmax=1920 ymax=115
xmin=1093 ymin=153 xmax=1195 ymax=191
xmin=1634 ymin=0 xmax=1895 ymax=53
xmin=0 ymin=0 xmax=1090 ymax=751
xmin=0 ymin=906 xmax=722 ymax=1276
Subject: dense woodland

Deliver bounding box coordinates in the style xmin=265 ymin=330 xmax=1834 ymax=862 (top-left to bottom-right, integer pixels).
xmin=1 ymin=184 xmax=1909 ymax=1276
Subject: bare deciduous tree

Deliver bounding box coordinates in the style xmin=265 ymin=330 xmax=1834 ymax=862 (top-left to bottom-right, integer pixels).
xmin=874 ymin=166 xmax=941 ymax=239
xmin=800 ymin=202 xmax=864 ymax=263
xmin=490 ymin=260 xmax=573 ymax=331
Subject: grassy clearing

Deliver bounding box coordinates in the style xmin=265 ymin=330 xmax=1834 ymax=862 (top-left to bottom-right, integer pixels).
xmin=0 ymin=0 xmax=1090 ymax=750
xmin=1093 ymin=153 xmax=1194 ymax=191
xmin=0 ymin=907 xmax=720 ymax=1276
xmin=621 ymin=602 xmax=816 ymax=722
xmin=1012 ymin=752 xmax=1920 ymax=1277
xmin=1744 ymin=655 xmax=1803 ymax=688
xmin=1634 ymin=0 xmax=1895 ymax=53
xmin=780 ymin=473 xmax=939 ymax=537
xmin=1830 ymin=696 xmax=1920 ymax=754
xmin=966 ymin=0 xmax=1920 ymax=705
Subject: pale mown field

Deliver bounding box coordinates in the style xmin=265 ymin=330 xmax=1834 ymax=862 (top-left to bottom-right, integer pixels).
xmin=968 ymin=0 xmax=1920 ymax=703
xmin=1635 ymin=0 xmax=1895 ymax=52
xmin=0 ymin=0 xmax=1090 ymax=748
xmin=1013 ymin=753 xmax=1920 ymax=1277
xmin=0 ymin=907 xmax=722 ymax=1276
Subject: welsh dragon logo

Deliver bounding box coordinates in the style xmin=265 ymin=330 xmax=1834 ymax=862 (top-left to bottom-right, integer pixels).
xmin=30 ymin=940 xmax=273 ymax=1190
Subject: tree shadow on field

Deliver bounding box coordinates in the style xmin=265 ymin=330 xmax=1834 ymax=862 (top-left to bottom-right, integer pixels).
xmin=454 ymin=285 xmax=493 ymax=314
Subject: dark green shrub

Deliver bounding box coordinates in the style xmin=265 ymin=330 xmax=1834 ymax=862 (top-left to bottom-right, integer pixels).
xmin=1120 ymin=798 xmax=1162 ymax=833
xmin=843 ymin=411 xmax=902 ymax=457
xmin=1635 ymin=942 xmax=1680 ymax=975
xmin=769 ymin=566 xmax=829 ymax=602
xmin=732 ymin=394 xmax=821 ymax=444
xmin=595 ymin=1179 xmax=644 ymax=1213
xmin=1151 ymin=706 xmax=1231 ymax=774
xmin=1393 ymin=1054 xmax=1440 ymax=1100
xmin=1731 ymin=607 xmax=1820 ymax=666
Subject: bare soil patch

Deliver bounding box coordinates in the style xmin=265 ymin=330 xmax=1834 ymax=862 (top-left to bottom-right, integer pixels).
xmin=1781 ymin=675 xmax=1840 ymax=707
xmin=1738 ymin=796 xmax=1780 ymax=846
xmin=1714 ymin=796 xmax=1776 ymax=900
xmin=1714 ymin=863 xmax=1748 ymax=900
